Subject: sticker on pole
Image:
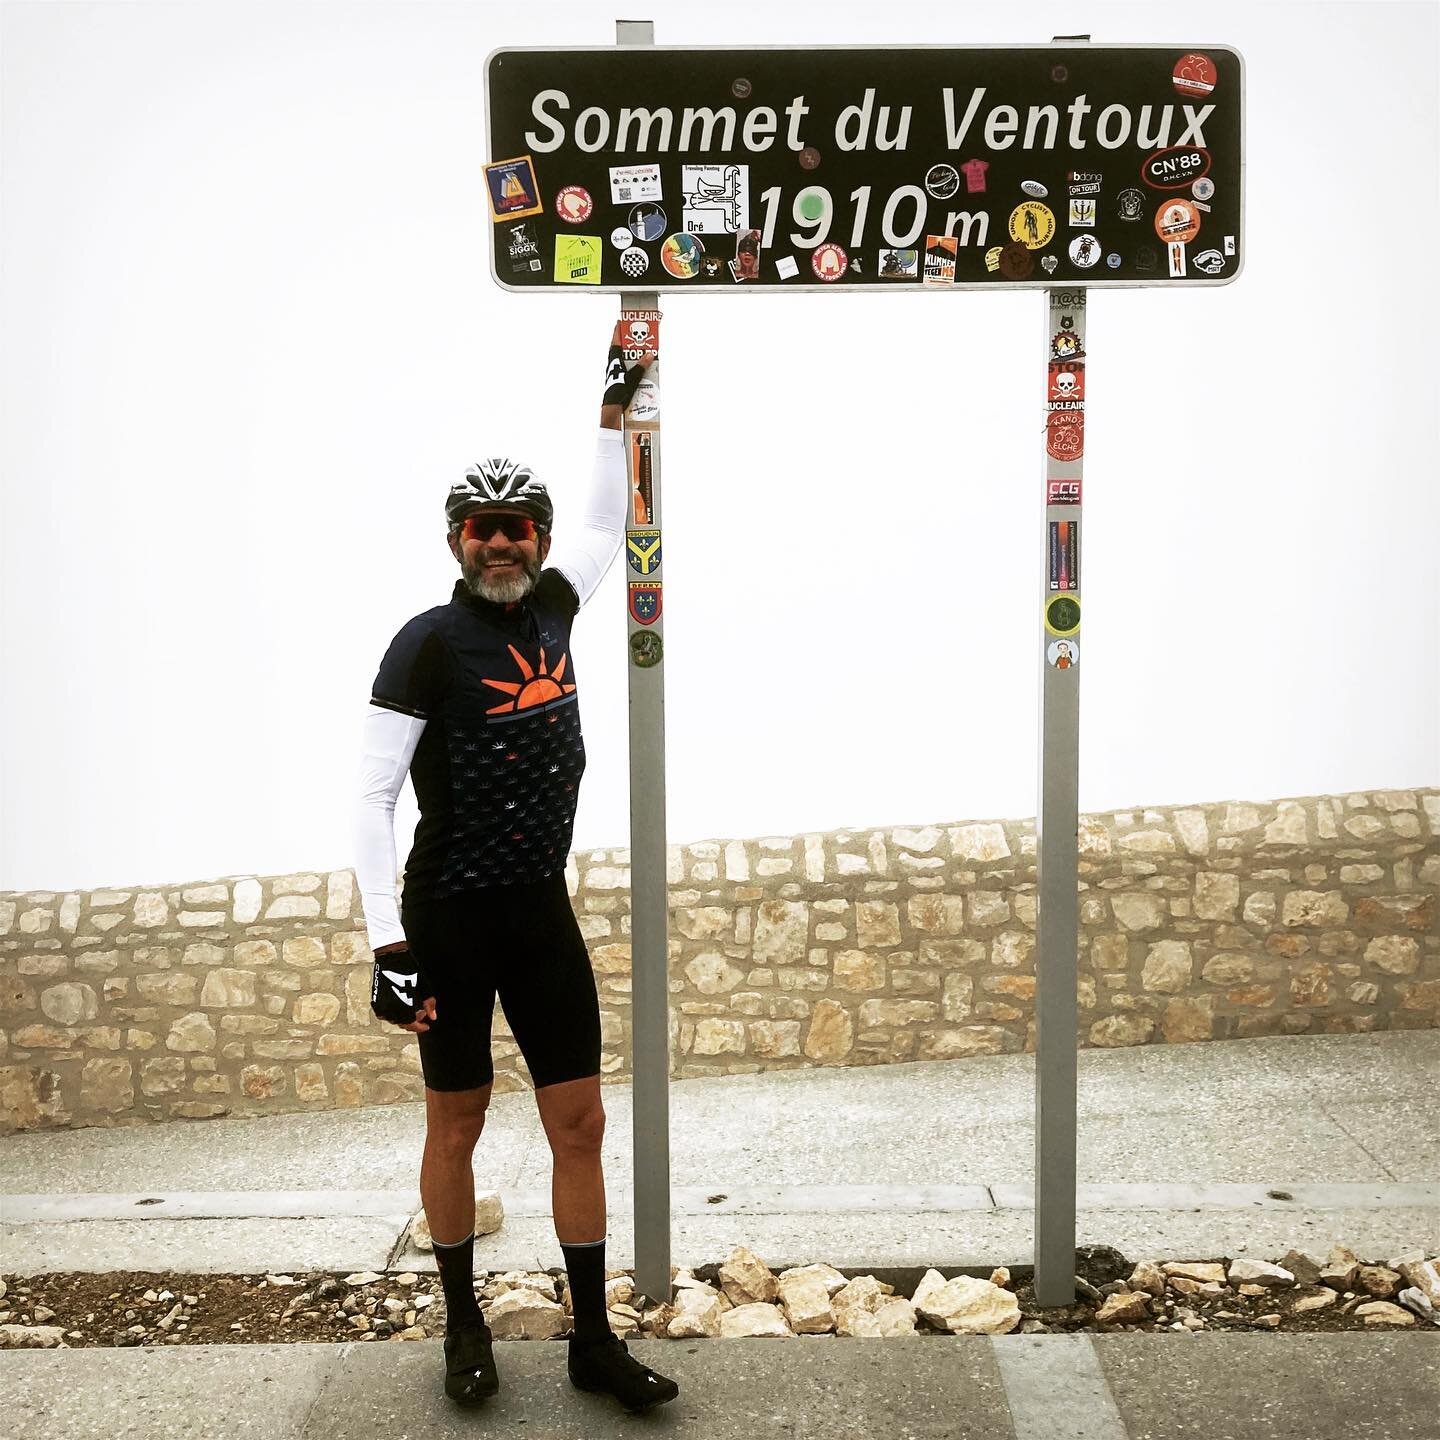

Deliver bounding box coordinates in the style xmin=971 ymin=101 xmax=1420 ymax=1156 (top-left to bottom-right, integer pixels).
xmin=1044 ymin=594 xmax=1081 ymax=637
xmin=629 ymin=630 xmax=663 ymax=668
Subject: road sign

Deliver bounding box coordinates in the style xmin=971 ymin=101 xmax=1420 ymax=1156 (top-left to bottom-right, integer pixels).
xmin=485 ymin=44 xmax=1243 ymax=292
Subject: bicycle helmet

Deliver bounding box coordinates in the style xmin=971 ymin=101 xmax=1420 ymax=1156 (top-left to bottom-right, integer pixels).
xmin=445 ymin=458 xmax=553 ymax=532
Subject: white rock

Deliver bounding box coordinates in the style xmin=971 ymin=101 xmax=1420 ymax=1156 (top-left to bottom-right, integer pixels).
xmin=410 ymin=1195 xmax=503 ymax=1252
xmin=667 ymin=1286 xmax=723 ymax=1338
xmin=483 ymin=1288 xmax=568 ymax=1340
xmin=1354 ymin=1301 xmax=1416 ymax=1327
xmin=834 ymin=1275 xmax=895 ymax=1321
xmin=778 ymin=1263 xmax=848 ymax=1297
xmin=1396 ymin=1288 xmax=1440 ymax=1326
xmin=345 ymin=1272 xmax=383 ymax=1286
xmin=493 ymin=1271 xmax=558 ymax=1303
xmin=719 ymin=1302 xmax=793 ymax=1338
xmin=1291 ymin=1289 xmax=1339 ymax=1313
xmin=604 ymin=1276 xmax=636 ymax=1308
xmin=1398 ymin=1259 xmax=1440 ymax=1308
xmin=1162 ymin=1262 xmax=1228 ymax=1285
xmin=914 ymin=1275 xmax=1022 ymax=1335
xmin=845 ymin=1298 xmax=918 ymax=1337
xmin=776 ymin=1271 xmax=834 ymax=1335
xmin=718 ymin=1245 xmax=778 ymax=1306
xmin=1227 ymin=1259 xmax=1294 ymax=1287
xmin=0 ymin=1324 xmax=67 ymax=1348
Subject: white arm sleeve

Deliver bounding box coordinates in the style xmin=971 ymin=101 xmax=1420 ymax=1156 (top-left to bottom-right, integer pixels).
xmin=546 ymin=427 xmax=628 ymax=608
xmin=353 ymin=704 xmax=427 ymax=950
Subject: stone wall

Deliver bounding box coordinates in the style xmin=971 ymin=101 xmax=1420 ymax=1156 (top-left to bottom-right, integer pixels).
xmin=1 ymin=788 xmax=1435 ymax=1133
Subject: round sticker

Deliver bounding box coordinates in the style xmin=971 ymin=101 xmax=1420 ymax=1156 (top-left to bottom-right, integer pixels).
xmin=1045 ymin=594 xmax=1082 ymax=637
xmin=998 ymin=242 xmax=1034 ymax=279
xmin=629 ymin=630 xmax=663 ymax=668
xmin=556 ymin=186 xmax=593 ymax=224
xmin=1068 ymin=234 xmax=1102 ymax=269
xmin=1155 ymin=199 xmax=1201 ymax=244
xmin=1046 ymin=410 xmax=1084 ymax=462
xmin=660 ymin=233 xmax=704 ymax=279
xmin=797 ymin=188 xmax=827 ymax=221
xmin=1192 ymin=176 xmax=1215 ymax=201
xmin=1105 ymin=252 xmax=1122 ymax=269
xmin=1172 ymin=53 xmax=1217 ymax=98
xmin=811 ymin=242 xmax=848 ymax=281
xmin=1021 ymin=179 xmax=1049 ymax=198
xmin=628 ymin=202 xmax=667 ymax=242
xmin=1008 ymin=201 xmax=1055 ymax=250
xmin=924 ymin=163 xmax=959 ymax=200
xmin=619 ymin=246 xmax=649 ymax=279
xmin=1047 ymin=639 xmax=1079 ymax=670
xmin=610 ymin=226 xmax=634 ymax=249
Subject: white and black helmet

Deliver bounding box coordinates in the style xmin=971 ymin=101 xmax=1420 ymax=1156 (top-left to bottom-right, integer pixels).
xmin=445 ymin=457 xmax=553 ymax=532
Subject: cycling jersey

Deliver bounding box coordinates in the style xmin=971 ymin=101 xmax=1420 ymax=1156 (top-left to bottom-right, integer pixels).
xmin=354 ymin=428 xmax=626 ymax=949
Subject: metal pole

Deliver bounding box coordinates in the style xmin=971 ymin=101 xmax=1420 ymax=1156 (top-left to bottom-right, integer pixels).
xmin=616 ymin=16 xmax=671 ymax=1309
xmin=1033 ymin=284 xmax=1084 ymax=1306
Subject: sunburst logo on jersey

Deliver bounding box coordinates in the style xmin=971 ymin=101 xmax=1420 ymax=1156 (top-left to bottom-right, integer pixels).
xmin=482 ymin=643 xmax=576 ymax=715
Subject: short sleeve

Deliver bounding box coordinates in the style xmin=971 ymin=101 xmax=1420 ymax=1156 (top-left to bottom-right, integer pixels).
xmin=370 ymin=618 xmax=451 ymax=719
xmin=534 ymin=568 xmax=581 ymax=621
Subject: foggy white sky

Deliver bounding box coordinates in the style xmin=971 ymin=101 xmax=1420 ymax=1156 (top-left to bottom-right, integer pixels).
xmin=2 ymin=0 xmax=1436 ymax=893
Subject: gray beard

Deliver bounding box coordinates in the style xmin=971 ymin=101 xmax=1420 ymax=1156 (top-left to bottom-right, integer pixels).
xmin=460 ymin=549 xmax=541 ymax=604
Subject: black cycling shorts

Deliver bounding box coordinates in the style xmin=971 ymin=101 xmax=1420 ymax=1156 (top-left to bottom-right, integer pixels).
xmin=400 ymin=872 xmax=602 ymax=1093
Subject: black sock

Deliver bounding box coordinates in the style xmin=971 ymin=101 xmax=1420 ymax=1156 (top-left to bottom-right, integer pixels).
xmin=561 ymin=1238 xmax=611 ymax=1344
xmin=433 ymin=1230 xmax=484 ymax=1333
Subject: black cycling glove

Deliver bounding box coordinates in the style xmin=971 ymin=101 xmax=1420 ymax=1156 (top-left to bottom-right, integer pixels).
xmin=602 ymin=343 xmax=649 ymax=409
xmin=371 ymin=946 xmax=432 ymax=1027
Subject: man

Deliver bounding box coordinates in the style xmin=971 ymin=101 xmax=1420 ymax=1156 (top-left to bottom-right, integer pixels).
xmin=353 ymin=326 xmax=678 ymax=1414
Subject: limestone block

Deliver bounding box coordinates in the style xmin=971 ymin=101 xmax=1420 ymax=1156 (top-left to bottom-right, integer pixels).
xmin=1134 ymin=938 xmax=1192 ymax=996
xmin=293 ymin=992 xmax=342 ymax=1026
xmin=907 ymin=894 xmax=965 ymax=935
xmin=133 ymin=894 xmax=169 ymax=928
xmin=666 ymin=1285 xmax=723 ymax=1338
xmin=915 ymin=1026 xmax=1009 ymax=1061
xmin=858 ymin=999 xmax=938 ymax=1028
xmin=914 ymin=1274 xmax=1021 ymax=1334
xmin=1202 ymin=953 xmax=1254 ymax=985
xmin=140 ymin=1057 xmax=187 ymax=1095
xmin=684 ymin=954 xmax=745 ymax=994
xmin=240 ymin=1065 xmax=287 ymax=1099
xmin=719 ymin=1303 xmax=793 ymax=1338
xmin=691 ymin=1020 xmax=745 ymax=1056
xmin=1364 ymin=935 xmax=1420 ymax=975
xmin=282 ymin=937 xmax=327 ymax=968
xmin=753 ymin=901 xmax=808 ymax=963
xmin=1281 ymin=890 xmax=1349 ymax=927
xmin=833 ymin=949 xmax=886 ymax=993
xmin=1228 ymin=1259 xmax=1294 ymax=1287
xmin=776 ymin=1271 xmax=834 ymax=1333
xmin=39 ymin=983 xmax=98 ymax=1026
xmin=949 ymin=823 xmax=1011 ymax=862
xmin=855 ymin=901 xmax=901 ymax=947
xmin=803 ymin=1000 xmax=854 ymax=1061
xmin=484 ymin=1288 xmax=568 ymax=1340
xmin=718 ymin=1245 xmax=779 ymax=1306
xmin=199 ymin=970 xmax=257 ymax=1008
xmin=166 ymin=1013 xmax=217 ymax=1053
xmin=79 ymin=1058 xmax=132 ymax=1113
xmin=1090 ymin=1014 xmax=1154 ymax=1048
xmin=266 ymin=896 xmax=320 ymax=920
xmin=326 ymin=871 xmax=355 ymax=919
xmin=1096 ymin=1290 xmax=1152 ymax=1323
xmin=1163 ymin=1262 xmax=1227 ymax=1284
xmin=748 ymin=1020 xmax=801 ymax=1058
xmin=1160 ymin=995 xmax=1214 ymax=1043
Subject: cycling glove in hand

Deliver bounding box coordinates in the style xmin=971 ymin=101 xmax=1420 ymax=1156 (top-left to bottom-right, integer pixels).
xmin=371 ymin=947 xmax=433 ymax=1027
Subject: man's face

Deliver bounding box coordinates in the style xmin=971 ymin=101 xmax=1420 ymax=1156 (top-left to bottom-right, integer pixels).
xmin=449 ymin=508 xmax=551 ymax=604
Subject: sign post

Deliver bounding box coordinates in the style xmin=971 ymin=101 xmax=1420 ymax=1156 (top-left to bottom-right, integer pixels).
xmin=614 ymin=15 xmax=671 ymax=1314
xmin=485 ymin=37 xmax=1242 ymax=1309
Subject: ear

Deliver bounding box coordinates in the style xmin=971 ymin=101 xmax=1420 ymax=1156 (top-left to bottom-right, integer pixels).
xmin=446 ymin=530 xmax=460 ymax=561
xmin=539 ymin=531 xmax=552 ymax=565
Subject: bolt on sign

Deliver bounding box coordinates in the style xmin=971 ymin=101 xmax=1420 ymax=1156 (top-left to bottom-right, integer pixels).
xmin=485 ymin=45 xmax=1243 ymax=292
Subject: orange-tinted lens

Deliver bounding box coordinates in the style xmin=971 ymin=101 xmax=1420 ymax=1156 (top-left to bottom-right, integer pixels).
xmin=462 ymin=514 xmax=537 ymax=543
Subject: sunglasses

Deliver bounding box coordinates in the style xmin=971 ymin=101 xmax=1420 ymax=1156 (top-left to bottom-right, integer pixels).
xmin=460 ymin=513 xmax=539 ymax=543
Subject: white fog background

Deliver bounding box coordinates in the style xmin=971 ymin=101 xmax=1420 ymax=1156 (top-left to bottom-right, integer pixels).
xmin=2 ymin=0 xmax=1436 ymax=892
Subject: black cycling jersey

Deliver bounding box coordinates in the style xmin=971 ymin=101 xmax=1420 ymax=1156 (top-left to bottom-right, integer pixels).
xmin=370 ymin=570 xmax=587 ymax=902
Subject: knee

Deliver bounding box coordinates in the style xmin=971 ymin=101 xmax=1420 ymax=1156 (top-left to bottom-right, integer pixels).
xmin=551 ymin=1102 xmax=605 ymax=1155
